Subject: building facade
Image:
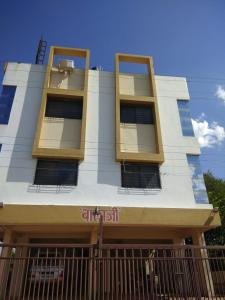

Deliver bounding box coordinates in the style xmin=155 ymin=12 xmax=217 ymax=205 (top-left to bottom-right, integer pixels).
xmin=0 ymin=46 xmax=220 ymax=245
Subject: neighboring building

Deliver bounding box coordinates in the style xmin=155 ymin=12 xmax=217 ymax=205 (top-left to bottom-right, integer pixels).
xmin=0 ymin=46 xmax=222 ymax=298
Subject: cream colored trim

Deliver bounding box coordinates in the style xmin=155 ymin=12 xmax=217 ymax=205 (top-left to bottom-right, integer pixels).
xmin=0 ymin=205 xmax=220 ymax=229
xmin=115 ymin=53 xmax=164 ymax=163
xmin=32 ymin=46 xmax=90 ymax=160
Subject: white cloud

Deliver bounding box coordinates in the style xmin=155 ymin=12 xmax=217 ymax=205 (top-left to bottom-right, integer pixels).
xmin=191 ymin=116 xmax=225 ymax=148
xmin=216 ymin=85 xmax=225 ymax=103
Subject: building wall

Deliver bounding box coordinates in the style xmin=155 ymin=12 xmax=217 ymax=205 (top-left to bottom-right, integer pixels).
xmin=39 ymin=118 xmax=81 ymax=149
xmin=120 ymin=123 xmax=156 ymax=153
xmin=50 ymin=68 xmax=84 ymax=90
xmin=0 ymin=63 xmax=211 ymax=209
xmin=119 ymin=73 xmax=152 ymax=96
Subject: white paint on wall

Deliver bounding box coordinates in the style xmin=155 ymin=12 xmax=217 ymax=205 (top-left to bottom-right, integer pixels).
xmin=0 ymin=64 xmax=212 ymax=210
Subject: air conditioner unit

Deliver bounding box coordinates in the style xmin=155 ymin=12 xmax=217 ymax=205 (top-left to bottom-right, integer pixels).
xmin=58 ymin=60 xmax=74 ymax=72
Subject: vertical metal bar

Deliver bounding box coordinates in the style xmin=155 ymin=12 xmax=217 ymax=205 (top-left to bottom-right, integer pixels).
xmin=131 ymin=249 xmax=136 ymax=297
xmin=75 ymin=248 xmax=78 ymax=300
xmin=70 ymin=247 xmax=75 ymax=299
xmin=41 ymin=247 xmax=48 ymax=300
xmin=135 ymin=250 xmax=140 ymax=300
xmin=11 ymin=247 xmax=22 ymax=300
xmin=140 ymin=249 xmax=146 ymax=299
xmin=56 ymin=248 xmax=60 ymax=300
xmin=46 ymin=248 xmax=53 ymax=299
xmin=17 ymin=246 xmax=27 ymax=300
xmin=22 ymin=247 xmax=31 ymax=300
xmin=1 ymin=246 xmax=12 ymax=299
xmin=143 ymin=250 xmax=150 ymax=300
xmin=111 ymin=251 xmax=114 ymax=300
xmin=36 ymin=248 xmax=43 ymax=300
xmin=84 ymin=251 xmax=88 ymax=299
xmin=192 ymin=247 xmax=202 ymax=299
xmin=127 ymin=255 xmax=131 ymax=300
xmin=106 ymin=249 xmax=110 ymax=300
xmin=27 ymin=252 xmax=35 ymax=299
xmin=51 ymin=248 xmax=57 ymax=300
xmin=65 ymin=248 xmax=70 ymax=300
xmin=115 ymin=249 xmax=119 ymax=299
xmin=123 ymin=249 xmax=127 ymax=299
xmin=119 ymin=250 xmax=123 ymax=298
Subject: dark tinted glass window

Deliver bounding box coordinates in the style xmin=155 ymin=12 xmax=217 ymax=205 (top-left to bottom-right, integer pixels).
xmin=0 ymin=86 xmax=16 ymax=124
xmin=34 ymin=159 xmax=78 ymax=186
xmin=0 ymin=144 xmax=2 ymax=152
xmin=120 ymin=104 xmax=153 ymax=124
xmin=121 ymin=163 xmax=161 ymax=189
xmin=45 ymin=97 xmax=82 ymax=119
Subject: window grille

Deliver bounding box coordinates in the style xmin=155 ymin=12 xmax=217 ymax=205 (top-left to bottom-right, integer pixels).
xmin=120 ymin=104 xmax=154 ymax=124
xmin=34 ymin=159 xmax=78 ymax=186
xmin=45 ymin=97 xmax=83 ymax=119
xmin=121 ymin=163 xmax=161 ymax=189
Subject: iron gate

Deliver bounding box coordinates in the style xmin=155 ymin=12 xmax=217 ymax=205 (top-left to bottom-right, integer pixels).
xmin=0 ymin=243 xmax=225 ymax=299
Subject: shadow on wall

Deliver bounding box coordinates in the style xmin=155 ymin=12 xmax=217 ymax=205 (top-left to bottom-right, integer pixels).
xmin=97 ymin=72 xmax=121 ymax=187
xmin=6 ymin=65 xmax=43 ymax=183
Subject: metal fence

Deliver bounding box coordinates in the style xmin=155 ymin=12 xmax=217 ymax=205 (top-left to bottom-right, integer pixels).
xmin=0 ymin=243 xmax=225 ymax=299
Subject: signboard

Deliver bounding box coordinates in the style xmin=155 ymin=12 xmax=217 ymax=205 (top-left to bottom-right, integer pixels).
xmin=80 ymin=207 xmax=120 ymax=223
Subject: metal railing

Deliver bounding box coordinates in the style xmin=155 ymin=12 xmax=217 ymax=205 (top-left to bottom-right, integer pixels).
xmin=0 ymin=243 xmax=225 ymax=299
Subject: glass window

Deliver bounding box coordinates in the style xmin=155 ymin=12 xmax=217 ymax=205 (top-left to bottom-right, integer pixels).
xmin=177 ymin=100 xmax=194 ymax=136
xmin=0 ymin=86 xmax=16 ymax=124
xmin=121 ymin=163 xmax=161 ymax=189
xmin=0 ymin=144 xmax=2 ymax=152
xmin=34 ymin=159 xmax=78 ymax=186
xmin=120 ymin=104 xmax=154 ymax=124
xmin=187 ymin=155 xmax=209 ymax=204
xmin=45 ymin=97 xmax=83 ymax=119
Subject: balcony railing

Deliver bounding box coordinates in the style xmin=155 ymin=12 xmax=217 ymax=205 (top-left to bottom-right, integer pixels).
xmin=0 ymin=243 xmax=225 ymax=299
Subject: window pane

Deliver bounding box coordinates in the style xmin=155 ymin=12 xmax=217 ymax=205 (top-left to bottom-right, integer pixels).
xmin=177 ymin=100 xmax=194 ymax=136
xmin=120 ymin=104 xmax=153 ymax=124
xmin=187 ymin=155 xmax=208 ymax=204
xmin=45 ymin=97 xmax=83 ymax=119
xmin=34 ymin=159 xmax=78 ymax=186
xmin=136 ymin=106 xmax=154 ymax=124
xmin=121 ymin=163 xmax=160 ymax=189
xmin=140 ymin=164 xmax=161 ymax=188
xmin=120 ymin=104 xmax=136 ymax=123
xmin=121 ymin=163 xmax=140 ymax=188
xmin=0 ymin=86 xmax=16 ymax=124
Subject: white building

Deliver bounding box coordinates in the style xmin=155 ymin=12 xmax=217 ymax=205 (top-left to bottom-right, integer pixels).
xmin=0 ymin=46 xmax=220 ymax=245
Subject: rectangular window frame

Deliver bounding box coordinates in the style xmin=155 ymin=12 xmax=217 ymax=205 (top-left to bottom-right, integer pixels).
xmin=120 ymin=103 xmax=154 ymax=124
xmin=187 ymin=154 xmax=209 ymax=204
xmin=121 ymin=163 xmax=161 ymax=189
xmin=177 ymin=100 xmax=194 ymax=137
xmin=45 ymin=96 xmax=83 ymax=119
xmin=34 ymin=159 xmax=79 ymax=186
xmin=0 ymin=85 xmax=16 ymax=124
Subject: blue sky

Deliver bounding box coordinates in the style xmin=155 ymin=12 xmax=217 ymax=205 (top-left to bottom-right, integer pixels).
xmin=0 ymin=0 xmax=225 ymax=178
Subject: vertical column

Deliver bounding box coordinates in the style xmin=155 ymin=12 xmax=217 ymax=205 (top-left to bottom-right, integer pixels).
xmin=173 ymin=237 xmax=186 ymax=297
xmin=0 ymin=229 xmax=13 ymax=298
xmin=9 ymin=235 xmax=29 ymax=298
xmin=89 ymin=227 xmax=98 ymax=300
xmin=192 ymin=230 xmax=215 ymax=297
